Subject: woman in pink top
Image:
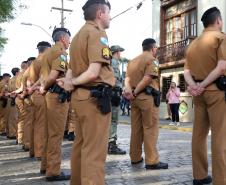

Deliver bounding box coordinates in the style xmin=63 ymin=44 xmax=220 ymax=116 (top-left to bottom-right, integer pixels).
xmin=166 ymin=82 xmax=180 ymax=126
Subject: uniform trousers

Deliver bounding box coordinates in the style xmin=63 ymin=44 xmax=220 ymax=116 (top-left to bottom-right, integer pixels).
xmin=7 ymin=100 xmax=18 ymax=137
xmin=65 ymin=104 xmax=76 ymax=133
xmin=0 ymin=105 xmax=7 ymax=134
xmin=130 ymin=96 xmax=159 ymax=165
xmin=192 ymin=90 xmax=226 ymax=185
xmin=30 ymin=92 xmax=46 ymax=157
xmin=70 ymin=96 xmax=110 ymax=185
xmin=16 ymin=97 xmax=26 ymax=144
xmin=109 ymin=106 xmax=119 ymax=143
xmin=41 ymin=92 xmax=69 ymax=177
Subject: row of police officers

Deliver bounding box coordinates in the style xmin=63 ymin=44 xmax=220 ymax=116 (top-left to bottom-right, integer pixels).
xmin=1 ymin=0 xmax=226 ymax=185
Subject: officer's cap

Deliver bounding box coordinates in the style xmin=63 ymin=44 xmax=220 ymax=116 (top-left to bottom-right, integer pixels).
xmin=142 ymin=38 xmax=156 ymax=47
xmin=201 ymin=7 xmax=220 ymax=22
xmin=82 ymin=0 xmax=111 ymax=11
xmin=52 ymin=27 xmax=71 ymax=39
xmin=37 ymin=41 xmax=51 ymax=49
xmin=110 ymin=45 xmax=125 ymax=53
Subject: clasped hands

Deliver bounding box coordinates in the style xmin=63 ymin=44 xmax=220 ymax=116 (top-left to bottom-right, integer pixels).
xmin=56 ymin=77 xmax=74 ymax=91
xmin=123 ymin=86 xmax=135 ymax=100
xmin=187 ymin=83 xmax=205 ymax=96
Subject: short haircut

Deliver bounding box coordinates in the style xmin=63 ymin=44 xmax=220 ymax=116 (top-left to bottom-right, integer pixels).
xmin=142 ymin=38 xmax=156 ymax=51
xmin=52 ymin=31 xmax=69 ymax=42
xmin=38 ymin=46 xmax=49 ymax=53
xmin=27 ymin=57 xmax=36 ymax=62
xmin=3 ymin=73 xmax=11 ymax=78
xmin=11 ymin=67 xmax=20 ymax=76
xmin=84 ymin=4 xmax=107 ymax=21
xmin=201 ymin=7 xmax=221 ymax=28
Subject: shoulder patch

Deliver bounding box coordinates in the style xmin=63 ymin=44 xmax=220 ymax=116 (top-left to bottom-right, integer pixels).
xmin=102 ymin=47 xmax=111 ymax=60
xmin=60 ymin=54 xmax=67 ymax=62
xmin=100 ymin=37 xmax=109 ymax=46
xmin=153 ymin=60 xmax=159 ymax=66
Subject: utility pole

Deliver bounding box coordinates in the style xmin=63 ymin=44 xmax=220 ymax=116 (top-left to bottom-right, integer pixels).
xmin=51 ymin=0 xmax=73 ymax=28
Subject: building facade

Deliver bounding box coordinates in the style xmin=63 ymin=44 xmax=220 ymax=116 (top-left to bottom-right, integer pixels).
xmin=152 ymin=0 xmax=226 ymax=122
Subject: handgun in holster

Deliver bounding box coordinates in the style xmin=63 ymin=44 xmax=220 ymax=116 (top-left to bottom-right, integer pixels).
xmin=0 ymin=97 xmax=7 ymax=108
xmin=144 ymin=86 xmax=161 ymax=107
xmin=215 ymin=75 xmax=226 ymax=101
xmin=90 ymin=85 xmax=112 ymax=114
xmin=111 ymin=86 xmax=122 ymax=107
xmin=49 ymin=84 xmax=71 ymax=103
xmin=10 ymin=97 xmax=16 ymax=106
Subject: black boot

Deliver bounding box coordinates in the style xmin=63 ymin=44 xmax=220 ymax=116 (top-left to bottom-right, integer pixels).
xmin=68 ymin=132 xmax=75 ymax=141
xmin=108 ymin=142 xmax=126 ymax=155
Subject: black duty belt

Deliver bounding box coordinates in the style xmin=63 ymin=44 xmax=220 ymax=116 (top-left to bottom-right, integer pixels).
xmin=77 ymin=84 xmax=112 ymax=114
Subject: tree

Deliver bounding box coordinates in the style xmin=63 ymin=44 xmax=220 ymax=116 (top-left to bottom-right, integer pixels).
xmin=0 ymin=0 xmax=16 ymax=51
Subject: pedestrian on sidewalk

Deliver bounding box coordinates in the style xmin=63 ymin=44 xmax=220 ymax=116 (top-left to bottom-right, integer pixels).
xmin=166 ymin=82 xmax=180 ymax=126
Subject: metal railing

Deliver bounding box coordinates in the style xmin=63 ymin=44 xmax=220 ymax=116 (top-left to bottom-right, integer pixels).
xmin=157 ymin=37 xmax=196 ymax=65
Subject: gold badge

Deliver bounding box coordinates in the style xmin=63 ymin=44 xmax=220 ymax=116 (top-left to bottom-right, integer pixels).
xmin=60 ymin=61 xmax=66 ymax=69
xmin=154 ymin=67 xmax=158 ymax=73
xmin=102 ymin=47 xmax=111 ymax=60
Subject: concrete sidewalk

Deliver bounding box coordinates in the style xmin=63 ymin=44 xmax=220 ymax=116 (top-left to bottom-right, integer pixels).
xmin=119 ymin=115 xmax=193 ymax=132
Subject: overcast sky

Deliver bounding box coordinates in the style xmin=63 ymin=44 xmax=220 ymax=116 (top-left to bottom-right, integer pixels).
xmin=0 ymin=0 xmax=152 ymax=74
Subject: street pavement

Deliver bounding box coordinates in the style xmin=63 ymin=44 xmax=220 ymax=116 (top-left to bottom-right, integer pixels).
xmin=0 ymin=118 xmax=212 ymax=185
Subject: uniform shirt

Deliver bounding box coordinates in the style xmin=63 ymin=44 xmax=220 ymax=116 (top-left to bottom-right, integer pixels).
xmin=29 ymin=54 xmax=43 ymax=84
xmin=15 ymin=70 xmax=25 ymax=89
xmin=40 ymin=42 xmax=68 ymax=85
xmin=22 ymin=67 xmax=31 ymax=90
xmin=69 ymin=21 xmax=114 ymax=86
xmin=0 ymin=82 xmax=5 ymax=97
xmin=8 ymin=76 xmax=17 ymax=92
xmin=185 ymin=28 xmax=226 ymax=90
xmin=111 ymin=58 xmax=121 ymax=87
xmin=126 ymin=51 xmax=159 ymax=98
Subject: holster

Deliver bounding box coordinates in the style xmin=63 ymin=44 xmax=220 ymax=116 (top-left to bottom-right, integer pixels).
xmin=111 ymin=86 xmax=122 ymax=107
xmin=10 ymin=97 xmax=16 ymax=107
xmin=144 ymin=86 xmax=161 ymax=107
xmin=90 ymin=85 xmax=112 ymax=114
xmin=48 ymin=84 xmax=71 ymax=103
xmin=215 ymin=75 xmax=226 ymax=101
xmin=0 ymin=97 xmax=7 ymax=108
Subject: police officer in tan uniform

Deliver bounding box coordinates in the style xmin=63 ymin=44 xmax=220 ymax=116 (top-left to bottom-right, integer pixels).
xmin=7 ymin=68 xmax=20 ymax=139
xmin=57 ymin=0 xmax=114 ymax=184
xmin=0 ymin=73 xmax=11 ymax=136
xmin=14 ymin=61 xmax=28 ymax=145
xmin=21 ymin=57 xmax=36 ymax=151
xmin=124 ymin=38 xmax=168 ymax=170
xmin=28 ymin=41 xmax=51 ymax=159
xmin=184 ymin=7 xmax=226 ymax=185
xmin=39 ymin=28 xmax=71 ymax=181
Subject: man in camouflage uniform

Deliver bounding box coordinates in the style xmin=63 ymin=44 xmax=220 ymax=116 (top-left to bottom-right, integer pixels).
xmin=108 ymin=45 xmax=126 ymax=155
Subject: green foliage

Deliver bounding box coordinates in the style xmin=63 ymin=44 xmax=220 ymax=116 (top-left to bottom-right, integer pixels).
xmin=0 ymin=0 xmax=15 ymax=23
xmin=0 ymin=0 xmax=16 ymax=51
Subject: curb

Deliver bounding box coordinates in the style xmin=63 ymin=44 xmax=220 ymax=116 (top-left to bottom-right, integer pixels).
xmin=119 ymin=121 xmax=192 ymax=132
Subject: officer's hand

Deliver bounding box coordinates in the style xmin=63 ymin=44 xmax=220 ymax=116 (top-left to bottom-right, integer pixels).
xmin=27 ymin=87 xmax=33 ymax=95
xmin=57 ymin=78 xmax=74 ymax=91
xmin=39 ymin=86 xmax=46 ymax=95
xmin=187 ymin=84 xmax=204 ymax=96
